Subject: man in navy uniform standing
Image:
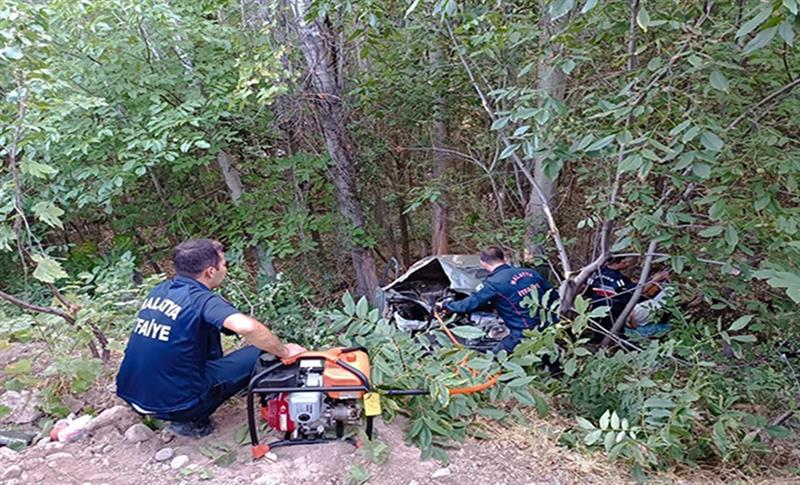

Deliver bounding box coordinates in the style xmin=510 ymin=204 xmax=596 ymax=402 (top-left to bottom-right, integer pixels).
xmin=441 ymin=246 xmax=555 ymax=353
xmin=116 ymin=239 xmax=304 ymax=437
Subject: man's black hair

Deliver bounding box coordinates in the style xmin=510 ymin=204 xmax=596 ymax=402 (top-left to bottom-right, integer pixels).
xmin=173 ymin=239 xmax=224 ymax=277
xmin=479 ymin=246 xmax=505 ymax=264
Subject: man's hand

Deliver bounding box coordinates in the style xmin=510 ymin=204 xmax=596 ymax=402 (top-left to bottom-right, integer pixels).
xmin=434 ymin=299 xmax=453 ymax=317
xmin=281 ymin=343 xmax=306 ymax=359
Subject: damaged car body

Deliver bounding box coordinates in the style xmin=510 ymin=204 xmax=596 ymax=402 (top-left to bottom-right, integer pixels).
xmin=376 ymin=255 xmax=510 ymax=351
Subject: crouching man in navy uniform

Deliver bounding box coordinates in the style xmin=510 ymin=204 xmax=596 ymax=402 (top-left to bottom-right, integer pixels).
xmin=116 ymin=239 xmax=304 ymax=437
xmin=585 ymin=255 xmax=670 ymax=342
xmin=441 ymin=246 xmax=555 ymax=353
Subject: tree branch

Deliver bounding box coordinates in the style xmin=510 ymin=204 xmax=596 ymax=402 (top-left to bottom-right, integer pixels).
xmin=0 ymin=289 xmax=76 ymax=324
xmin=728 ymin=76 xmax=800 ymax=130
xmin=602 ymin=239 xmax=658 ymax=346
xmin=445 ymin=20 xmax=572 ymax=277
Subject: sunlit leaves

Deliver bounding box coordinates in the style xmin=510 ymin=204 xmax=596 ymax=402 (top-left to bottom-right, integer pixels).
xmin=31 ymin=254 xmax=68 ymax=283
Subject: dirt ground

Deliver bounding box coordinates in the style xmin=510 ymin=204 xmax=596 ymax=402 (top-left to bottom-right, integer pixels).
xmin=0 ymin=343 xmax=797 ymax=485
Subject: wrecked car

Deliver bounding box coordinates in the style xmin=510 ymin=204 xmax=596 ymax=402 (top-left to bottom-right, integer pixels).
xmin=376 ymin=255 xmax=510 ymax=351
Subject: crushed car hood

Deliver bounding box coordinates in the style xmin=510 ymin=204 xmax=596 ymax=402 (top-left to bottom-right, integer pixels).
xmin=381 ymin=254 xmax=488 ymax=295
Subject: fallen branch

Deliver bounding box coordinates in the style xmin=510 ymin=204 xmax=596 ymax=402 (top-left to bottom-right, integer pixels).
xmin=0 ymin=289 xmax=76 ymax=324
xmin=727 ymin=77 xmax=800 ymax=130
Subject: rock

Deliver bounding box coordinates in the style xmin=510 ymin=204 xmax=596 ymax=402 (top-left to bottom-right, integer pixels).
xmin=86 ymin=405 xmax=138 ymax=432
xmin=62 ymin=394 xmax=84 ymax=414
xmin=408 ymin=481 xmax=419 ymax=485
xmin=124 ymin=423 xmax=154 ymax=443
xmin=91 ymin=424 xmax=121 ymax=444
xmin=253 ymin=475 xmax=279 ymax=485
xmin=47 ymin=452 xmax=75 ymax=462
xmin=0 ymin=390 xmax=43 ymax=424
xmin=170 ymin=454 xmax=189 ymax=469
xmin=2 ymin=464 xmax=22 ymax=480
xmin=43 ymin=441 xmax=66 ymax=454
xmin=35 ymin=437 xmax=51 ymax=447
xmin=155 ymin=447 xmax=174 ymax=462
xmin=432 ymin=468 xmax=451 ymax=479
xmin=102 ymin=444 xmax=114 ymax=454
xmin=264 ymin=452 xmax=278 ymax=462
xmin=0 ymin=445 xmax=19 ymax=461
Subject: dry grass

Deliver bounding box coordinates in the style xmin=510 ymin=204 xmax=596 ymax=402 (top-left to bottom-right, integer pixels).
xmin=473 ymin=406 xmax=800 ymax=485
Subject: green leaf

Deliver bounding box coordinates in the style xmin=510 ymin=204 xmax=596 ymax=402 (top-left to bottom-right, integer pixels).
xmin=404 ymin=0 xmax=421 ymax=17
xmin=491 ymin=117 xmax=509 ymax=131
xmin=692 ymin=162 xmax=711 ymax=179
xmin=576 ymin=417 xmax=595 ymax=430
xmin=709 ymin=70 xmax=730 ymax=92
xmin=584 ymin=429 xmax=602 ymax=445
xmin=698 ymin=225 xmax=723 ymax=238
xmin=736 ymin=5 xmax=772 ymax=39
xmin=342 ymin=292 xmax=356 ymax=315
xmin=507 ymin=376 xmax=534 ymax=388
xmin=0 ymin=46 xmax=23 ymax=60
xmin=644 ymin=397 xmax=675 ymax=408
xmin=564 ymin=357 xmax=577 ymax=377
xmin=585 ymin=135 xmax=615 ymax=152
xmin=610 ymin=411 xmax=620 ymax=430
xmin=355 ymin=297 xmax=369 ymax=319
xmin=570 ymin=134 xmax=595 ymax=152
xmin=31 ymin=254 xmax=69 ymax=283
xmin=778 ymin=21 xmax=795 ymax=45
xmin=728 ymin=315 xmax=753 ymax=332
xmin=700 ymin=131 xmax=724 ymax=152
xmin=599 ymin=409 xmax=610 ymax=430
xmin=636 ymin=6 xmax=651 ymax=31
xmin=725 ymin=225 xmax=739 ymax=248
xmin=743 ymin=27 xmax=777 ymax=55
xmin=619 ymin=154 xmax=643 ymax=173
xmin=730 ymin=334 xmax=757 ymax=343
xmin=581 ymin=0 xmax=598 ymax=14
xmin=669 ymin=120 xmax=691 ymax=137
xmin=32 ymin=202 xmax=65 ymax=229
xmin=21 ymin=160 xmax=58 ymax=178
xmin=549 ymin=0 xmax=575 ymax=20
xmin=499 ymin=143 xmax=519 ymax=160
xmin=194 ymin=140 xmax=211 ymax=149
xmin=561 ymin=58 xmax=576 ymax=75
xmin=753 ymin=270 xmax=800 ymax=304
xmin=450 ymin=325 xmax=485 ymax=339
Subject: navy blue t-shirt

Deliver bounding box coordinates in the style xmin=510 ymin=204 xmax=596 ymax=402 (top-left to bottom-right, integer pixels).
xmin=116 ymin=276 xmax=239 ymax=414
xmin=445 ymin=264 xmax=553 ymax=335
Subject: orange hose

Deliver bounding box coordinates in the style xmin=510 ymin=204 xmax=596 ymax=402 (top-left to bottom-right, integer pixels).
xmin=433 ymin=311 xmax=499 ymax=395
xmin=448 ymin=373 xmax=500 ymax=395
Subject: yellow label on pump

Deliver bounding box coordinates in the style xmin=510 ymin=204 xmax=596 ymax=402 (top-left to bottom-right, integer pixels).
xmin=363 ymin=392 xmax=382 ymax=416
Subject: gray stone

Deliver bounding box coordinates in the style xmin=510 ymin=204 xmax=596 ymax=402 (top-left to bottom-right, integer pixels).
xmin=155 ymin=447 xmax=174 ymax=462
xmin=87 ymin=405 xmax=138 ymax=432
xmin=432 ymin=468 xmax=451 ymax=479
xmin=264 ymin=452 xmax=278 ymax=462
xmin=170 ymin=454 xmax=189 ymax=469
xmin=47 ymin=452 xmax=74 ymax=462
xmin=124 ymin=423 xmax=154 ymax=443
xmin=0 ymin=390 xmax=43 ymax=424
xmin=0 ymin=445 xmax=19 ymax=461
xmin=408 ymin=481 xmax=419 ymax=485
xmin=2 ymin=464 xmax=22 ymax=479
xmin=253 ymin=475 xmax=280 ymax=485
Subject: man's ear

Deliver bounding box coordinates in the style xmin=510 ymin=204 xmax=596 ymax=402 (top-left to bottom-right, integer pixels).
xmin=202 ymin=266 xmax=215 ymax=279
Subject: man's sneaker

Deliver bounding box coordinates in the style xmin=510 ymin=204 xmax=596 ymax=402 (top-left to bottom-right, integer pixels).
xmin=168 ymin=417 xmax=214 ymax=438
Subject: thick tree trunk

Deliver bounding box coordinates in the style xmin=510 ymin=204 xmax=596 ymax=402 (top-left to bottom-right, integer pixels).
xmin=524 ymin=4 xmax=566 ymax=261
xmin=216 ymin=150 xmax=278 ymax=280
xmin=394 ymin=155 xmax=412 ymax=268
xmin=430 ymin=45 xmax=450 ymax=255
xmin=291 ymin=0 xmax=379 ymax=302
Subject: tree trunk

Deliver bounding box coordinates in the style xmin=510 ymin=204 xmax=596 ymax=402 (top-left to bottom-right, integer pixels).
xmin=430 ymin=45 xmax=450 ymax=255
xmin=216 ymin=150 xmax=278 ymax=280
xmin=290 ymin=0 xmax=379 ymax=303
xmin=524 ymin=3 xmax=566 ymax=261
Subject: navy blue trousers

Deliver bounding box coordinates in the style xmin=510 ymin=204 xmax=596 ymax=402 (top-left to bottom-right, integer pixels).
xmin=162 ymin=345 xmax=261 ymax=423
